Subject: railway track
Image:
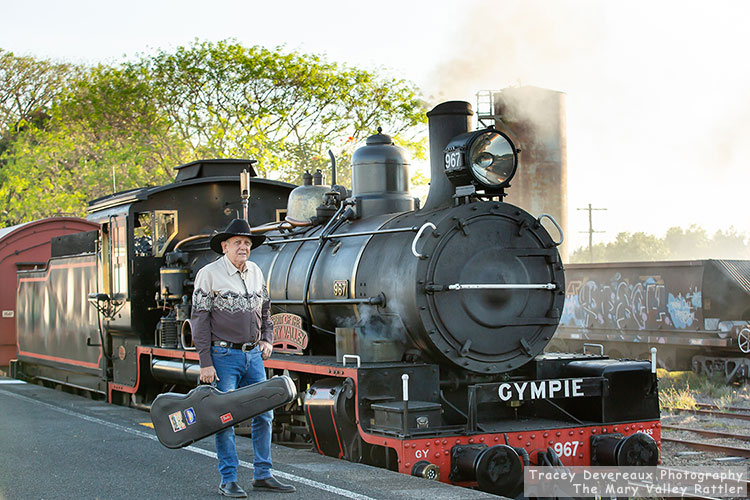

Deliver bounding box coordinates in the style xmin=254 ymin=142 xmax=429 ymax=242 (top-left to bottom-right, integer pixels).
xmin=663 ymin=404 xmax=750 ymax=421
xmin=660 ymin=436 xmax=750 ymax=458
xmin=661 ymin=424 xmax=750 ymax=442
xmin=694 ymin=402 xmax=750 ymax=413
xmin=661 ymin=402 xmax=750 ymax=462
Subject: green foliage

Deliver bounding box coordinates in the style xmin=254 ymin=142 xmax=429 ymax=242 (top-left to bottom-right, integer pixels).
xmin=0 ymin=64 xmax=188 ymax=223
xmin=570 ymin=225 xmax=750 ymax=263
xmin=125 ymin=40 xmax=427 ymax=185
xmin=0 ymin=41 xmax=428 ymax=225
xmin=0 ymin=49 xmax=78 ymax=137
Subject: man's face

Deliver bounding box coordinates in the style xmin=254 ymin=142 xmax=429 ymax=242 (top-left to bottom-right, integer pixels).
xmin=222 ymin=236 xmax=252 ymax=269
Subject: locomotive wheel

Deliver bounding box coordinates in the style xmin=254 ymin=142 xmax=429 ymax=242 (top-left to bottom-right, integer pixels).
xmin=738 ymin=328 xmax=750 ymax=354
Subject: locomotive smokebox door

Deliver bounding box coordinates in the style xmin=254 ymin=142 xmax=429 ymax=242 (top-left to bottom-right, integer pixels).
xmin=415 ymin=201 xmax=564 ymax=373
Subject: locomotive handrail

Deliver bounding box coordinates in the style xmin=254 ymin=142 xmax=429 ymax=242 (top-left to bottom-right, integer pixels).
xmin=272 ymin=295 xmax=384 ymax=306
xmin=425 ymin=282 xmax=557 ymax=292
xmin=582 ymin=343 xmax=604 ymax=356
xmin=342 ymin=354 xmax=361 ymax=368
xmin=264 ymin=226 xmax=418 ymax=245
xmin=411 ymin=222 xmax=436 ymax=259
xmin=174 ymin=234 xmax=210 ymax=251
xmin=537 ymin=213 xmax=564 ymax=246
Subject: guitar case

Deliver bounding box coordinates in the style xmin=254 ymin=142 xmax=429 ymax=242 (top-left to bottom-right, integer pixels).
xmin=150 ymin=375 xmax=297 ymax=449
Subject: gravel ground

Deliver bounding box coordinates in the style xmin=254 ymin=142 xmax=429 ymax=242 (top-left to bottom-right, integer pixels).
xmin=660 ymin=411 xmax=750 ymax=467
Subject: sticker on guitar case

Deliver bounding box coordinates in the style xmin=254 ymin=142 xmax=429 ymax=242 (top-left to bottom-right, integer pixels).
xmin=220 ymin=412 xmax=233 ymax=424
xmin=169 ymin=411 xmax=186 ymax=432
xmin=184 ymin=407 xmax=196 ymax=425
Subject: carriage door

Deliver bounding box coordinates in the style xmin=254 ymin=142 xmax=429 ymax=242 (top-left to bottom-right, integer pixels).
xmin=109 ymin=214 xmax=128 ymax=302
xmin=97 ymin=210 xmax=130 ymax=330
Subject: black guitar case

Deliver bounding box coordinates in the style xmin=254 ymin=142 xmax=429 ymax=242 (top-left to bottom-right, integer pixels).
xmin=150 ymin=375 xmax=297 ymax=449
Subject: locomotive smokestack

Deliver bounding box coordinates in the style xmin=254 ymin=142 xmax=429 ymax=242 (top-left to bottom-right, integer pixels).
xmin=422 ymin=101 xmax=473 ymax=211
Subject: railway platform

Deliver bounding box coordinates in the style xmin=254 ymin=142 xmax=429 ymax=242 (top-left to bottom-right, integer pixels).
xmin=0 ymin=377 xmax=496 ymax=499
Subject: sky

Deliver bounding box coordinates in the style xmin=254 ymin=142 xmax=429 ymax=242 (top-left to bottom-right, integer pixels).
xmin=2 ymin=0 xmax=749 ymax=252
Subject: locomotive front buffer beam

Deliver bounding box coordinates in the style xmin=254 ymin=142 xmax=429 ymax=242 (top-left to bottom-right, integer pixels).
xmin=279 ymin=355 xmax=660 ymax=498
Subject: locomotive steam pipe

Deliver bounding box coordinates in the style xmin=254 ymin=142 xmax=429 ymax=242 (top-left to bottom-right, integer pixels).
xmin=173 ymin=234 xmax=211 ymax=251
xmin=151 ymin=359 xmax=200 ymax=385
xmin=301 ymin=204 xmax=355 ymax=328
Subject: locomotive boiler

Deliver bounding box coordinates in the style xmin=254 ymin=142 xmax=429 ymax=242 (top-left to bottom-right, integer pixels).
xmin=250 ymin=102 xmax=564 ymax=376
xmin=11 ymin=100 xmax=661 ymax=497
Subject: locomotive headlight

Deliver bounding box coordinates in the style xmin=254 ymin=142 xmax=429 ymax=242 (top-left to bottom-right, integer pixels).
xmin=444 ymin=128 xmax=518 ymax=191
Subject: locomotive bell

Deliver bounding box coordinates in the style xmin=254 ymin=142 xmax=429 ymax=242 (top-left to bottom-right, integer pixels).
xmin=351 ymin=128 xmax=415 ymax=218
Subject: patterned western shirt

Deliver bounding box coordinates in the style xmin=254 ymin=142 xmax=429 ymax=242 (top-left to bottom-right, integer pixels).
xmin=191 ymin=254 xmax=273 ymax=368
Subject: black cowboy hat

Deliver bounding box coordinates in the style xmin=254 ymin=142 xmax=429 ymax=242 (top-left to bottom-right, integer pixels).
xmin=209 ymin=218 xmax=267 ymax=254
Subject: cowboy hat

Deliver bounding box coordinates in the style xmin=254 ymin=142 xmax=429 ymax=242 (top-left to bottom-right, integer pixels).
xmin=209 ymin=218 xmax=267 ymax=254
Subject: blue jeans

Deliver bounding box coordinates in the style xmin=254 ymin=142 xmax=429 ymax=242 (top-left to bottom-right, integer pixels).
xmin=211 ymin=345 xmax=273 ymax=483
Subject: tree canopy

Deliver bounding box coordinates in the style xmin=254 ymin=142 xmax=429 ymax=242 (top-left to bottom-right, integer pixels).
xmin=0 ymin=41 xmax=427 ymax=225
xmin=570 ymin=224 xmax=750 ymax=263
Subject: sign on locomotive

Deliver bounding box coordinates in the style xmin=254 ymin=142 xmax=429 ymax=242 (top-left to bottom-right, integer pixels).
xmin=11 ymin=101 xmax=660 ymax=497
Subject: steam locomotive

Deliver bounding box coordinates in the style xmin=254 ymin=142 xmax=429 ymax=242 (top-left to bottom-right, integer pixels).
xmin=11 ymin=101 xmax=660 ymax=497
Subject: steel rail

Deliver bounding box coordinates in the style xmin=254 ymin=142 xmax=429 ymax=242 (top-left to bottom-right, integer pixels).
xmin=661 ymin=425 xmax=750 ymax=442
xmin=661 ymin=437 xmax=750 ymax=457
xmin=663 ymin=407 xmax=750 ymax=421
xmin=695 ymin=402 xmax=750 ymax=413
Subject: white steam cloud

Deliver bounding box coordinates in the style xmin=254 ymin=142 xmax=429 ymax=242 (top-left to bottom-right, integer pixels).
xmin=419 ymin=0 xmax=750 ymax=253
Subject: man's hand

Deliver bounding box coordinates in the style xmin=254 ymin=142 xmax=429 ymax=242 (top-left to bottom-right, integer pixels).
xmin=259 ymin=340 xmax=273 ymax=360
xmin=200 ymin=365 xmax=219 ymax=384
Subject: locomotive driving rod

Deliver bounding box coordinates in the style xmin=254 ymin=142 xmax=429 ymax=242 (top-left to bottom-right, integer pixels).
xmin=425 ymin=283 xmax=557 ymax=292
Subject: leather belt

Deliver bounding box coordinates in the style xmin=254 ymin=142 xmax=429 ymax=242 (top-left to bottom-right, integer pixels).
xmin=212 ymin=340 xmax=257 ymax=352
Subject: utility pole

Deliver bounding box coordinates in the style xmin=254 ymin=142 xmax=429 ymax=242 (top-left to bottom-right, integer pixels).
xmin=577 ymin=203 xmax=606 ymax=263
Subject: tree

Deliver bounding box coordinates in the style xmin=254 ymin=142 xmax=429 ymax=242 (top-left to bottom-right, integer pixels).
xmin=127 ymin=40 xmax=427 ymax=185
xmin=569 ymin=225 xmax=750 ymax=263
xmin=0 ymin=42 xmax=428 ymax=225
xmin=0 ymin=65 xmax=190 ymax=224
xmin=664 ymin=225 xmax=709 ymax=260
xmin=0 ymin=49 xmax=77 ymax=141
xmin=709 ymin=227 xmax=750 ymax=259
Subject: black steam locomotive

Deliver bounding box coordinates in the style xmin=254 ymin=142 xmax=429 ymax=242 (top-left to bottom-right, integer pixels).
xmin=12 ymin=101 xmax=660 ymax=497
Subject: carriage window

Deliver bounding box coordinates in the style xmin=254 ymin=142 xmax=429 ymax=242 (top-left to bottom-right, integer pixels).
xmin=154 ymin=211 xmax=178 ymax=257
xmin=133 ymin=212 xmax=154 ymax=257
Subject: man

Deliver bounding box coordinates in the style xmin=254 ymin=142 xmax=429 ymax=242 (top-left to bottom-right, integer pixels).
xmin=191 ymin=218 xmax=296 ymax=497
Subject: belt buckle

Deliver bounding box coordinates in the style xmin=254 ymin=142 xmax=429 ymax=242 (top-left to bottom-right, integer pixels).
xmin=241 ymin=342 xmax=254 ymax=352
xmin=218 ymin=341 xmax=228 ymax=348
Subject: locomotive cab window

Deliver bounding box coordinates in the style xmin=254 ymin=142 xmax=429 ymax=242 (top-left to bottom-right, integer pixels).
xmin=134 ymin=212 xmax=154 ymax=257
xmin=154 ymin=210 xmax=178 ymax=257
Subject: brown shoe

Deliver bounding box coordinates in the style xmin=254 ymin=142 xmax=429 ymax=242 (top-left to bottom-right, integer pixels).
xmin=252 ymin=476 xmax=296 ymax=493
